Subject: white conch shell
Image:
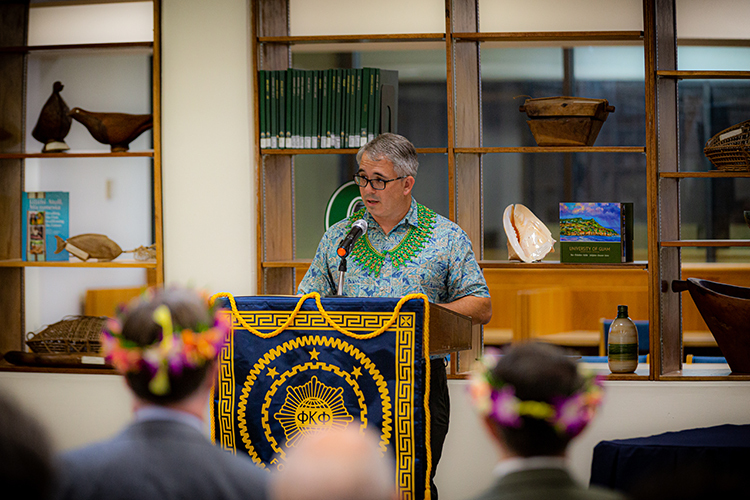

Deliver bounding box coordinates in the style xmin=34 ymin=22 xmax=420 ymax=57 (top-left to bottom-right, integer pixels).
xmin=503 ymin=204 xmax=556 ymax=263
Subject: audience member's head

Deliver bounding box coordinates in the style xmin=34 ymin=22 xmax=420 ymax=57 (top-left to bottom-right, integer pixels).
xmin=0 ymin=390 xmax=56 ymax=500
xmin=270 ymin=427 xmax=397 ymax=500
xmin=101 ymin=286 xmax=229 ymax=405
xmin=468 ymin=341 xmax=604 ymax=458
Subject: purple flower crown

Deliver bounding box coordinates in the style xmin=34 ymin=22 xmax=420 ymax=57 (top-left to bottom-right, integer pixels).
xmin=100 ymin=288 xmax=230 ymax=396
xmin=468 ymin=350 xmax=604 ymax=438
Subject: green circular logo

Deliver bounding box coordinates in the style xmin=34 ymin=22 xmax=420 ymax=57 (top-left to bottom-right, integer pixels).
xmin=324 ymin=181 xmax=363 ymax=229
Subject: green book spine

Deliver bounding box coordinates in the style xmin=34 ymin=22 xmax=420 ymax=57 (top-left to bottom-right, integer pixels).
xmin=269 ymin=71 xmax=278 ymax=148
xmin=311 ymin=70 xmax=319 ymax=148
xmin=304 ymin=70 xmax=312 ymax=149
xmin=294 ymin=69 xmax=302 ymax=148
xmin=259 ymin=70 xmax=267 ymax=148
xmin=347 ymin=69 xmax=356 ymax=148
xmin=334 ymin=69 xmax=343 ymax=149
xmin=342 ymin=69 xmax=350 ymax=148
xmin=352 ymin=69 xmax=361 ymax=147
xmin=360 ymin=67 xmax=370 ymax=145
xmin=284 ymin=69 xmax=292 ymax=148
xmin=320 ymin=69 xmax=330 ymax=148
xmin=372 ymin=69 xmax=381 ymax=137
xmin=366 ymin=68 xmax=376 ymax=142
xmin=278 ymin=71 xmax=286 ymax=149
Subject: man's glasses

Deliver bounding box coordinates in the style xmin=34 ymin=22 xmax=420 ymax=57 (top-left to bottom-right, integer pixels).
xmin=353 ymin=174 xmax=406 ymax=190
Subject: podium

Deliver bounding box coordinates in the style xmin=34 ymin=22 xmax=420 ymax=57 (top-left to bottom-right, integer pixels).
xmin=210 ymin=293 xmax=471 ymax=500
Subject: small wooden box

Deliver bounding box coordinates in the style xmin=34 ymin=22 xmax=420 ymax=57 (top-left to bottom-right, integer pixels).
xmin=519 ymin=96 xmax=615 ymax=146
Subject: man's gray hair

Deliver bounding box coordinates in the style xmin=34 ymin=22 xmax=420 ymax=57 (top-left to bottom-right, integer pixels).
xmin=356 ymin=133 xmax=419 ymax=178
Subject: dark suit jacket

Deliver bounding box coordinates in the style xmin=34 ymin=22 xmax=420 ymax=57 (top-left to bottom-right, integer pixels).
xmin=55 ymin=419 xmax=268 ymax=500
xmin=471 ymin=468 xmax=626 ymax=500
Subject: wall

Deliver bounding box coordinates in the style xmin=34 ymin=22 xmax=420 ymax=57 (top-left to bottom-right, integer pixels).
xmin=2 ymin=372 xmax=749 ymax=500
xmin=3 ymin=2 xmax=750 ymax=500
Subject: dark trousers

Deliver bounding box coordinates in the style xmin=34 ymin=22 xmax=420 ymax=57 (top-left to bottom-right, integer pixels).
xmin=429 ymin=357 xmax=450 ymax=500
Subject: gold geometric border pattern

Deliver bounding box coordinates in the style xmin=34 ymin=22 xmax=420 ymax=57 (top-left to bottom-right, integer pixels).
xmin=396 ymin=313 xmax=416 ymax=500
xmin=214 ymin=310 xmax=235 ymax=453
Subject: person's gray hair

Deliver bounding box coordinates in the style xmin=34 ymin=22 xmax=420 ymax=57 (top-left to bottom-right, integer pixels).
xmin=356 ymin=133 xmax=419 ymax=178
xmin=270 ymin=427 xmax=396 ymax=500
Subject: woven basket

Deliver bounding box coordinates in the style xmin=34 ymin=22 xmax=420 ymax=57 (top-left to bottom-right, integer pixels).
xmin=704 ymin=120 xmax=750 ymax=171
xmin=26 ymin=315 xmax=107 ymax=354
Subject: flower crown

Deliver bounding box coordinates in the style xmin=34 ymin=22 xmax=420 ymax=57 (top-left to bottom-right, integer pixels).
xmin=101 ymin=289 xmax=230 ymax=396
xmin=468 ymin=350 xmax=604 ymax=438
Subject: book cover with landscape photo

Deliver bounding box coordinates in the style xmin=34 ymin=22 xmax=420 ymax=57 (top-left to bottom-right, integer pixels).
xmin=559 ymin=202 xmax=633 ymax=263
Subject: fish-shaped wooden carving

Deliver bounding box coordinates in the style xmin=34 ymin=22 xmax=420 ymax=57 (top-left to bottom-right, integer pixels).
xmin=69 ymin=108 xmax=153 ymax=153
xmin=55 ymin=234 xmax=123 ymax=262
xmin=32 ymin=81 xmax=72 ymax=153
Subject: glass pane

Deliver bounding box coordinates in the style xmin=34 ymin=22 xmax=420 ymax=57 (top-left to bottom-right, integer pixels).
xmin=479 ymin=0 xmax=643 ymax=32
xmin=679 ymin=177 xmax=750 ymax=263
xmin=481 ymin=46 xmax=645 ymax=147
xmin=292 ymin=48 xmax=447 ymax=149
xmin=294 ymin=153 xmax=448 ymax=259
xmin=482 ymin=153 xmax=647 ymax=261
xmin=289 ymin=0 xmax=445 ymax=36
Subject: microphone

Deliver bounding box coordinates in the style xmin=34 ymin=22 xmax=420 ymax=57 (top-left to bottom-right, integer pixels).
xmin=337 ymin=219 xmax=367 ymax=258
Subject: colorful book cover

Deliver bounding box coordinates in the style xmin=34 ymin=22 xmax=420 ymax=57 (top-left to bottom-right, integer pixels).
xmin=559 ymin=202 xmax=633 ymax=263
xmin=22 ymin=192 xmax=69 ymax=262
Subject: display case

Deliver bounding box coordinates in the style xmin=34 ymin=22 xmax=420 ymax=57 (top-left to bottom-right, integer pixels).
xmin=0 ymin=0 xmax=162 ymax=372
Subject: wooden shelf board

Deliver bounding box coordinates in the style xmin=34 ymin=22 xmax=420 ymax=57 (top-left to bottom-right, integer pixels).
xmin=661 ymin=240 xmax=750 ymax=247
xmin=661 ymin=171 xmax=750 ymax=178
xmin=262 ymin=260 xmax=312 ymax=269
xmin=261 ymin=148 xmax=447 ymax=155
xmin=453 ymin=30 xmax=644 ymax=42
xmin=259 ymin=33 xmax=446 ymax=44
xmin=658 ymin=367 xmax=750 ymax=380
xmin=0 ymin=41 xmax=153 ymax=53
xmin=657 ymin=70 xmax=750 ymax=79
xmin=455 ymin=146 xmax=645 ymax=154
xmin=478 ymin=260 xmax=648 ymax=270
xmin=0 ymin=259 xmax=157 ymax=268
xmin=0 ymin=150 xmax=154 ymax=159
xmin=0 ymin=363 xmax=118 ymax=375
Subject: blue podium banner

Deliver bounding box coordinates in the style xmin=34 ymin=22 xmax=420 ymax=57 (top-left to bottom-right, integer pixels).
xmin=211 ymin=293 xmax=431 ymax=500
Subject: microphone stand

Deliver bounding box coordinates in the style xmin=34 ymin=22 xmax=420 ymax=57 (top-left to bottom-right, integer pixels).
xmin=336 ymin=255 xmax=347 ymax=296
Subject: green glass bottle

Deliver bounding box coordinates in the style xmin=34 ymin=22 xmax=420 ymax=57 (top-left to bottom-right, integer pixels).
xmin=608 ymin=305 xmax=639 ymax=373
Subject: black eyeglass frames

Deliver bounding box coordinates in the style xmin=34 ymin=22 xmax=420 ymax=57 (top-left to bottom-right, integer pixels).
xmin=353 ymin=174 xmax=406 ymax=190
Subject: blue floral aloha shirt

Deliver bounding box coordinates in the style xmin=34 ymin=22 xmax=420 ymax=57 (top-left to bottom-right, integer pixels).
xmin=298 ymin=198 xmax=490 ymax=303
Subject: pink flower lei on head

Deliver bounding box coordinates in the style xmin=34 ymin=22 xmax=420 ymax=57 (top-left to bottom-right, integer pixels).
xmin=467 ymin=349 xmax=604 ymax=438
xmin=100 ymin=289 xmax=230 ymax=396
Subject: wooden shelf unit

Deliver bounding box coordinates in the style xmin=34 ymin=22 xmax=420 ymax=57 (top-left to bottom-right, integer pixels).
xmin=0 ymin=1 xmax=163 ymax=369
xmin=649 ymin=0 xmax=750 ymax=379
xmin=254 ymin=0 xmax=749 ymax=379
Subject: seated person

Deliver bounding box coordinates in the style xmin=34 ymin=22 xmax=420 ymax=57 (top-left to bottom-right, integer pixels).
xmin=0 ymin=389 xmax=55 ymax=500
xmin=270 ymin=427 xmax=396 ymax=500
xmin=54 ymin=286 xmax=268 ymax=500
xmin=467 ymin=342 xmax=625 ymax=500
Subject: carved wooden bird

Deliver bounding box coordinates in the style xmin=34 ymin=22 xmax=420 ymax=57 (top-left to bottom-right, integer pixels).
xmin=32 ymin=81 xmax=72 ymax=153
xmin=69 ymin=108 xmax=153 ymax=152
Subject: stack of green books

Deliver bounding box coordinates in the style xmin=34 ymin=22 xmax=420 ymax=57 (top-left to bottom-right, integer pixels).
xmin=258 ymin=68 xmax=397 ymax=149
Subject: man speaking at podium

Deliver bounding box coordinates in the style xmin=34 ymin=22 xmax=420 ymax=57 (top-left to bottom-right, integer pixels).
xmin=298 ymin=133 xmax=492 ymax=499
